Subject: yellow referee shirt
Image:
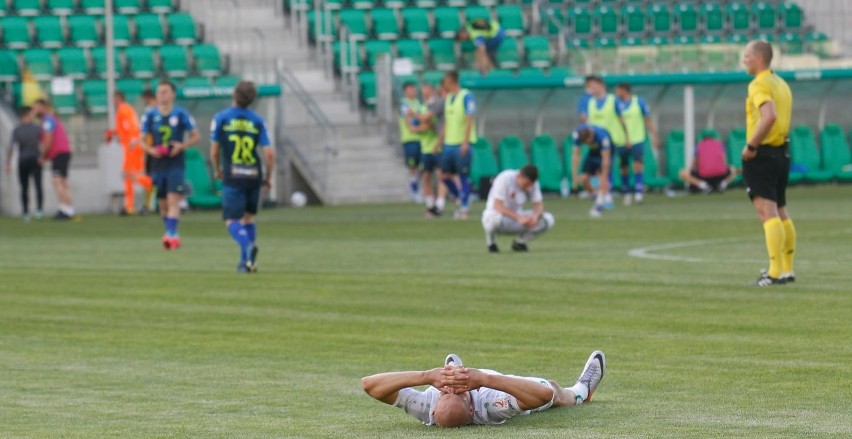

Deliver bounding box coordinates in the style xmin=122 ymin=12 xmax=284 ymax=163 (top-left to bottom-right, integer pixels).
xmin=746 ymin=70 xmax=793 ymax=147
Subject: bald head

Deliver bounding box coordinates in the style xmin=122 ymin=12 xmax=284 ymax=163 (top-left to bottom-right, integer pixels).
xmin=433 ymin=393 xmax=471 ymax=428
xmin=749 ymin=40 xmax=773 ymax=66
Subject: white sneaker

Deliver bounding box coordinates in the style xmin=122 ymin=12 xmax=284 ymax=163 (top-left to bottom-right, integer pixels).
xmin=575 ymin=350 xmax=606 ymax=402
xmin=589 ymin=206 xmax=602 ymax=218
xmin=578 ymin=191 xmax=591 ymax=200
xmin=445 ymin=354 xmax=463 ymax=367
xmin=634 ymin=193 xmax=644 ymax=204
xmin=623 ymin=194 xmax=633 ymax=206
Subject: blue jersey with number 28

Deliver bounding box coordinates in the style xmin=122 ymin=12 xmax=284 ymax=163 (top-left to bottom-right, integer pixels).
xmin=211 ymin=107 xmax=271 ymax=188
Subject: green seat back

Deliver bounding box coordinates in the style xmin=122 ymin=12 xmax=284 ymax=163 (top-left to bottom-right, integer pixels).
xmin=81 ymin=0 xmax=105 ymax=14
xmin=167 ymin=13 xmax=197 ymax=45
xmin=136 ymin=14 xmax=165 ymax=45
xmin=0 ymin=1 xmax=7 ymax=16
xmin=2 ymin=17 xmax=31 ymax=49
xmin=372 ymin=9 xmax=399 ymax=40
xmin=339 ymin=9 xmax=368 ymax=39
xmin=331 ymin=40 xmax=362 ymax=71
xmin=52 ymin=88 xmax=79 ymax=116
xmin=650 ymin=3 xmax=671 ymax=33
xmin=358 ymin=71 xmax=376 ymax=107
xmin=726 ymin=127 xmax=745 ymax=169
xmin=364 ymin=40 xmax=392 ymax=67
xmin=115 ymin=0 xmax=142 ymax=14
xmin=427 ymin=39 xmax=456 ymax=70
xmin=147 ymin=0 xmax=174 ymax=13
xmin=127 ymin=46 xmax=156 ymax=78
xmin=402 ymin=9 xmax=430 ymax=39
xmin=192 ymin=44 xmax=222 ymax=76
xmin=820 ymin=124 xmax=851 ymax=173
xmin=22 ymin=49 xmax=54 ymax=80
xmin=111 ymin=15 xmax=132 ymax=46
xmin=790 ymin=125 xmax=821 ymax=171
xmin=69 ymin=15 xmax=99 ymax=47
xmin=396 ymin=39 xmax=425 ymax=70
xmin=676 ymin=3 xmax=698 ymax=33
xmin=160 ymin=45 xmax=188 ymax=77
xmin=498 ymin=135 xmax=529 ymax=171
xmin=752 ymin=2 xmax=776 ymax=31
xmin=35 ymin=16 xmax=64 ymax=48
xmin=435 ymin=7 xmax=461 ymax=38
xmin=622 ymin=5 xmax=645 ymax=34
xmin=697 ymin=128 xmax=721 ymax=143
xmin=702 ymin=3 xmax=724 ymax=33
xmin=595 ymin=6 xmax=619 ymax=36
xmin=82 ymin=79 xmax=107 ymax=115
xmin=57 ymin=47 xmax=88 ymax=79
xmin=91 ymin=46 xmax=122 ymax=77
xmin=727 ymin=2 xmax=750 ymax=32
xmin=497 ymin=5 xmax=525 ymax=36
xmin=665 ymin=130 xmax=685 ymax=184
xmin=642 ymin=141 xmax=670 ymax=188
xmin=524 ymin=36 xmax=551 ymax=67
xmin=471 ymin=138 xmax=499 ymax=190
xmin=0 ymin=50 xmax=20 ymax=81
xmin=464 ymin=6 xmax=490 ymax=22
xmin=540 ymin=7 xmax=563 ymax=36
xmin=782 ymin=2 xmax=802 ymax=29
xmin=530 ymin=134 xmax=563 ymax=191
xmin=352 ymin=0 xmax=375 ymax=9
xmin=184 ymin=148 xmax=222 ymax=208
xmin=422 ymin=70 xmax=444 ymax=85
xmin=48 ymin=0 xmax=76 ymax=14
xmin=307 ymin=10 xmax=336 ymax=43
xmin=14 ymin=0 xmax=41 ymax=16
xmin=569 ymin=7 xmax=591 ymax=35
xmin=495 ymin=38 xmax=519 ymax=68
xmin=116 ymin=78 xmax=145 ymax=102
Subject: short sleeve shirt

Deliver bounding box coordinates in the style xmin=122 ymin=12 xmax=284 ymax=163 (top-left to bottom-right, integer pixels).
xmin=572 ymin=123 xmax=612 ymax=157
xmin=485 ymin=170 xmax=543 ymax=213
xmin=746 ymin=70 xmax=792 ymax=147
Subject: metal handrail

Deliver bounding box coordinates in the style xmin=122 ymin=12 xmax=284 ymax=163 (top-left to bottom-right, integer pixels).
xmin=278 ymin=62 xmax=338 ymax=138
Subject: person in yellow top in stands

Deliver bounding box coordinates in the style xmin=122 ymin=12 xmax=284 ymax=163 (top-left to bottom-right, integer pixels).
xmin=456 ymin=19 xmax=505 ymax=75
xmin=740 ymin=40 xmax=796 ymax=287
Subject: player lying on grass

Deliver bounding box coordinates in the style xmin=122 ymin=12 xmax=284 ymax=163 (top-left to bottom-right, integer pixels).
xmin=361 ymin=351 xmax=605 ymax=428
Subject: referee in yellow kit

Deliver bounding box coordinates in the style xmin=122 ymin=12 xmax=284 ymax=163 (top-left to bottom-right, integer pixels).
xmin=741 ymin=40 xmax=796 ymax=287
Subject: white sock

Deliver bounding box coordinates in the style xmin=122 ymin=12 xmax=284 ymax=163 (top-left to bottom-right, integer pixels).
xmin=436 ymin=197 xmax=446 ymax=211
xmin=60 ymin=204 xmax=75 ymax=216
xmin=426 ymin=196 xmax=435 ymax=209
xmin=568 ymin=383 xmax=589 ymax=404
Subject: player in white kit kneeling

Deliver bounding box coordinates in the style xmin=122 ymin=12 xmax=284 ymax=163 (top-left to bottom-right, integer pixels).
xmin=362 ymin=351 xmax=606 ymax=428
xmin=481 ymin=165 xmax=555 ymax=253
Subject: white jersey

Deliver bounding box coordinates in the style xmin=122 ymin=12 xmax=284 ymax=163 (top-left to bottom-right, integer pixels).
xmin=485 ymin=170 xmax=543 ymax=213
xmin=393 ymin=369 xmax=553 ymax=426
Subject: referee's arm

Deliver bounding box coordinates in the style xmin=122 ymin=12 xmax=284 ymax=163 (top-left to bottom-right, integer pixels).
xmin=742 ymin=102 xmax=777 ymax=161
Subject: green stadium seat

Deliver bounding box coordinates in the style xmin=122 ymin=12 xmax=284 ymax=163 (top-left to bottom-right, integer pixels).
xmin=530 ymin=134 xmax=563 ymax=192
xmin=495 ymin=38 xmax=520 ymax=69
xmin=781 ymin=2 xmax=803 ymax=30
xmin=701 ymin=2 xmax=724 ymax=34
xmin=136 ymin=14 xmax=165 ymax=46
xmin=642 ymin=141 xmax=670 ymax=189
xmin=116 ymin=0 xmax=142 ymax=14
xmin=414 ymin=0 xmax=437 ymax=8
xmin=471 ymin=138 xmax=499 ymax=190
xmin=52 ymin=87 xmax=79 ymax=116
xmin=69 ymin=15 xmax=99 ymax=47
xmin=0 ymin=1 xmax=7 ymax=16
xmin=22 ymin=49 xmax=54 ymax=80
xmin=402 ymin=9 xmax=430 ymax=39
xmin=382 ymin=0 xmax=407 ymax=8
xmin=0 ymin=50 xmax=19 ymax=81
xmin=427 ymin=39 xmax=456 ymax=71
xmin=752 ymin=2 xmax=776 ymax=31
xmin=306 ymin=10 xmax=335 ymax=44
xmin=524 ymin=36 xmax=551 ymax=68
xmin=498 ymin=135 xmax=528 ymax=171
xmin=726 ymin=127 xmax=745 ymax=185
xmin=779 ymin=32 xmax=804 ymax=55
xmin=47 ymin=0 xmax=76 ymax=15
xmin=372 ymin=9 xmax=400 ymax=41
xmin=81 ymin=0 xmax=105 ymax=14
xmin=1 ymin=17 xmax=31 ymax=49
xmin=819 ymin=124 xmax=852 ymax=182
xmin=460 ymin=39 xmax=476 ymax=68
xmin=622 ymin=5 xmax=645 ymax=35
xmin=192 ymin=44 xmax=222 ymax=76
xmin=435 ymin=7 xmax=461 ymax=39
xmin=358 ymin=71 xmax=376 ymax=107
xmin=34 ymin=16 xmax=65 ymax=49
xmin=541 ymin=7 xmax=564 ymax=36
xmin=364 ymin=40 xmax=392 ymax=68
xmin=351 ymin=0 xmax=375 ymax=10
xmin=159 ymin=45 xmax=188 ymax=77
xmin=167 ymin=13 xmax=197 ymax=45
xmin=127 ymin=46 xmax=156 ymax=78
xmin=91 ymin=46 xmax=122 ymax=77
xmin=82 ymin=79 xmax=108 ymax=115
xmin=184 ymin=148 xmax=222 ymax=209
xmin=339 ymin=9 xmax=369 ymax=40
xmin=110 ymin=14 xmax=132 ymax=47
xmin=518 ymin=67 xmax=546 ymax=78
xmin=496 ymin=5 xmax=525 ymax=37
xmin=215 ymin=75 xmax=239 ymax=87
xmin=697 ymin=128 xmax=720 ymax=143
xmin=422 ymin=69 xmax=444 ymax=85
xmin=675 ymin=3 xmax=698 ymax=34
xmin=147 ymin=0 xmax=174 ymax=14
xmin=14 ymin=0 xmax=41 ymax=16
xmin=396 ymin=39 xmax=425 ymax=71
xmin=649 ymin=3 xmax=671 ymax=34
xmin=331 ymin=41 xmax=362 ymax=73
xmin=727 ymin=2 xmax=751 ymax=35
xmin=595 ymin=6 xmax=619 ymax=36
xmin=665 ymin=130 xmax=685 ymax=185
xmin=464 ymin=6 xmax=490 ymax=22
xmin=116 ymin=77 xmax=146 ymax=102
xmin=568 ymin=7 xmax=592 ymax=36
xmin=790 ymin=125 xmax=833 ymax=183
xmin=57 ymin=47 xmax=88 ymax=79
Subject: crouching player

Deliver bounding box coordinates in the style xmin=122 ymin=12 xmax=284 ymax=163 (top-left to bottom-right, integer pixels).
xmin=570 ymin=124 xmax=613 ymax=218
xmin=481 ymin=165 xmax=554 ymax=253
xmin=211 ymin=81 xmax=275 ymax=273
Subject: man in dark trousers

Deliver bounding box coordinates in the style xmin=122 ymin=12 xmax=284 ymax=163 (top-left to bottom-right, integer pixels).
xmin=5 ymin=107 xmax=44 ymax=221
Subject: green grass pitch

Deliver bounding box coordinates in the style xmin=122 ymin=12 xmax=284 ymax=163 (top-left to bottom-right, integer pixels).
xmin=1 ymin=186 xmax=851 ymax=438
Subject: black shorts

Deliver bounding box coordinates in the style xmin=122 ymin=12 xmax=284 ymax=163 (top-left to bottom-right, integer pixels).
xmin=689 ymin=168 xmax=730 ymax=192
xmin=743 ymin=145 xmax=790 ymax=208
xmin=51 ymin=153 xmax=71 ymax=178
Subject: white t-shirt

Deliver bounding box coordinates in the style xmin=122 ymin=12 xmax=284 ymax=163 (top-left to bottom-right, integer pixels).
xmin=485 ymin=170 xmax=543 ymax=213
xmin=392 ymin=369 xmax=552 ymax=426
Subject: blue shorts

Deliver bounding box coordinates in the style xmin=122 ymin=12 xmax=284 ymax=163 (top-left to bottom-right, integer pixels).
xmin=440 ymin=145 xmax=470 ymax=175
xmin=617 ymin=143 xmax=644 ymax=166
xmin=582 ymin=156 xmax=603 ymax=175
xmin=420 ymin=152 xmax=440 ymax=173
xmin=153 ymin=167 xmax=186 ymax=199
xmin=221 ymin=184 xmax=261 ymax=220
xmin=403 ymin=141 xmax=421 ymax=169
xmin=484 ymin=30 xmax=506 ymax=54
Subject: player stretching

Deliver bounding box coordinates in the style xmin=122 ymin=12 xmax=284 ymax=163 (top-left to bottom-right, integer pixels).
xmin=578 ymin=75 xmax=627 ymax=209
xmin=141 ymin=80 xmax=200 ymax=249
xmin=570 ymin=124 xmax=613 ymax=218
xmin=211 ymin=81 xmax=275 ymax=273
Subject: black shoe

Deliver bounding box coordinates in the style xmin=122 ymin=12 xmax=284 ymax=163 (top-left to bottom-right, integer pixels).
xmin=430 ymin=207 xmax=442 ymax=217
xmin=511 ymin=241 xmax=528 ymax=252
xmin=752 ymin=273 xmax=786 ymax=287
xmin=246 ymin=245 xmax=259 ymax=273
xmin=54 ymin=211 xmax=72 ymax=221
xmin=487 ymin=244 xmax=499 ymax=253
xmin=762 ymin=269 xmax=796 ymax=284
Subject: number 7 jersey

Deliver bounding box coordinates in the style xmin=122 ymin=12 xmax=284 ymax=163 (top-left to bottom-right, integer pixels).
xmin=141 ymin=106 xmax=198 ymax=172
xmin=210 ymin=107 xmax=271 ymax=188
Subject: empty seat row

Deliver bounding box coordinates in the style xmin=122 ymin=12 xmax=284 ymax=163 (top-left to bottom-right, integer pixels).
xmin=287 ymin=0 xmax=505 ymax=12
xmin=0 ymin=0 xmax=174 ymax=16
xmin=0 ymin=44 xmax=221 ymax=81
xmin=0 ymin=13 xmax=197 ymax=49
